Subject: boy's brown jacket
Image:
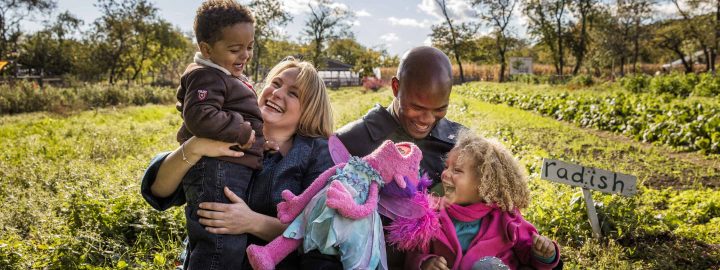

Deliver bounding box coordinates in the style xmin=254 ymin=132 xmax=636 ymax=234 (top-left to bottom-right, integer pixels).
xmin=176 ymin=63 xmax=264 ymax=169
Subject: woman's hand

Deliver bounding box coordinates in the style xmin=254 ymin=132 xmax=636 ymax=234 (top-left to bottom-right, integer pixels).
xmin=198 ymin=187 xmax=258 ymax=235
xmin=421 ymin=256 xmax=449 ymax=270
xmin=185 ymin=137 xmax=245 ymax=160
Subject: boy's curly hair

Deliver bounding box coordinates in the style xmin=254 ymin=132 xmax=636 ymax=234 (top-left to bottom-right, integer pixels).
xmin=194 ymin=0 xmax=254 ymax=45
xmin=454 ymin=129 xmax=530 ymax=212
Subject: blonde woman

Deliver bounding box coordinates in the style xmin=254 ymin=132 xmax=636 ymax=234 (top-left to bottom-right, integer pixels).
xmin=141 ymin=57 xmax=338 ymax=269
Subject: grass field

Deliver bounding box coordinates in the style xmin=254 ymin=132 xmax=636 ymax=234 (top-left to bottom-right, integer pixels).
xmin=0 ymin=83 xmax=718 ymax=269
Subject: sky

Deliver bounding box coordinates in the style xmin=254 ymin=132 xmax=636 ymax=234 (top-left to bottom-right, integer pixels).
xmin=21 ymin=0 xmax=683 ymax=57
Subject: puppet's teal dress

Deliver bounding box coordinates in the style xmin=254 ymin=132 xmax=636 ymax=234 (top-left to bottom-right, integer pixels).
xmin=283 ymin=156 xmax=387 ymax=269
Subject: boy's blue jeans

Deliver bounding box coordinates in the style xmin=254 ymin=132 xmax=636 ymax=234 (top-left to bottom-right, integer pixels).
xmin=182 ymin=157 xmax=253 ymax=270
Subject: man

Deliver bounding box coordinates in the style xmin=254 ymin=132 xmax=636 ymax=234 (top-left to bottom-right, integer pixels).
xmin=336 ymin=46 xmax=463 ymax=189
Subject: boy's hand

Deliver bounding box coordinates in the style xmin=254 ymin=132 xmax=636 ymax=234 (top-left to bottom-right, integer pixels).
xmin=263 ymin=139 xmax=280 ymax=152
xmin=532 ymin=234 xmax=556 ymax=259
xmin=240 ymin=129 xmax=255 ymax=149
xmin=421 ymin=256 xmax=449 ymax=270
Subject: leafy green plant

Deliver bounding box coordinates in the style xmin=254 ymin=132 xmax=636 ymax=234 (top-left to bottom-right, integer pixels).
xmin=456 ymin=83 xmax=720 ymax=154
xmin=692 ymin=74 xmax=720 ymax=97
xmin=648 ymin=73 xmax=698 ymax=97
xmin=0 ymin=82 xmax=176 ymax=115
xmin=620 ymin=74 xmax=651 ymax=93
xmin=569 ymin=74 xmax=594 ymax=87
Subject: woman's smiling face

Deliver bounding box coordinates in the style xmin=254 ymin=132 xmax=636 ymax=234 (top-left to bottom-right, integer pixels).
xmin=258 ymin=67 xmax=302 ymax=130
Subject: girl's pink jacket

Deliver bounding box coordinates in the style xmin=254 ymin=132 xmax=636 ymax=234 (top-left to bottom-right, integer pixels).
xmin=406 ymin=203 xmax=560 ymax=270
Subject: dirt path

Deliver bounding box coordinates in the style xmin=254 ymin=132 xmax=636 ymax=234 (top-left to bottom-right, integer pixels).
xmin=575 ymin=123 xmax=720 ymax=189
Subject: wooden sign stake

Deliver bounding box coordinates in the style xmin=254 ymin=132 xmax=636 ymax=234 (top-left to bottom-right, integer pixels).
xmin=541 ymin=158 xmax=637 ymax=239
xmin=582 ymin=188 xmax=602 ymax=238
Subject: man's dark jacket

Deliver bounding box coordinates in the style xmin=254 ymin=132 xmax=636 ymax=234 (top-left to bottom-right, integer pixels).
xmin=335 ymin=104 xmax=464 ymax=187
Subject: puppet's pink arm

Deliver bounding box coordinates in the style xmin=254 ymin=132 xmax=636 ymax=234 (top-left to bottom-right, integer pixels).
xmin=277 ymin=163 xmax=344 ymax=223
xmin=327 ymin=181 xmax=379 ymax=219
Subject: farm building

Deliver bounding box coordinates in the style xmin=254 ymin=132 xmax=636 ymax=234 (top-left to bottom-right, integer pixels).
xmin=318 ymin=59 xmax=361 ymax=89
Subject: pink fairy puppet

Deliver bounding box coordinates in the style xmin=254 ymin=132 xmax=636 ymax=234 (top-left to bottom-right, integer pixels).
xmin=246 ymin=139 xmax=435 ymax=270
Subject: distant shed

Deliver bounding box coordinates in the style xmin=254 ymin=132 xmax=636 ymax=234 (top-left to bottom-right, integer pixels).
xmin=318 ymin=59 xmax=360 ymax=89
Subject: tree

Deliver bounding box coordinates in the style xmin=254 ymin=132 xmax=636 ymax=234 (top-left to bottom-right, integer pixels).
xmin=326 ymin=38 xmax=365 ymax=67
xmin=144 ymin=21 xmax=193 ymax=85
xmin=303 ymin=0 xmax=353 ymax=67
xmin=613 ymin=0 xmax=639 ymax=76
xmin=621 ymin=0 xmax=654 ymax=73
xmin=0 ymin=0 xmax=55 ymax=61
xmin=524 ymin=0 xmax=570 ymax=76
xmin=568 ymin=0 xmax=598 ymax=75
xmin=90 ymin=0 xmax=136 ymax=84
xmin=249 ymin=0 xmax=292 ymax=82
xmin=125 ymin=0 xmax=159 ymax=82
xmin=433 ymin=0 xmax=477 ymax=83
xmin=89 ymin=0 xmax=188 ymax=85
xmin=655 ymin=22 xmax=693 ymax=73
xmin=17 ymin=11 xmax=82 ymax=77
xmin=584 ymin=8 xmax=623 ymax=76
xmin=682 ymin=0 xmax=718 ymax=74
xmin=472 ymin=0 xmax=518 ymax=82
xmin=325 ymin=38 xmax=387 ymax=76
xmin=355 ymin=48 xmax=382 ymax=77
xmin=430 ymin=22 xmax=479 ymax=72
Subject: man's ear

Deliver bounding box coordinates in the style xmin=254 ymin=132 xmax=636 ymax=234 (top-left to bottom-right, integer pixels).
xmin=391 ymin=77 xmax=400 ymax=98
xmin=198 ymin=42 xmax=212 ymax=58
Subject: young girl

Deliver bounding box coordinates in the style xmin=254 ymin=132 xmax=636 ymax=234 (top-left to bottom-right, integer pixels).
xmin=408 ymin=130 xmax=560 ymax=270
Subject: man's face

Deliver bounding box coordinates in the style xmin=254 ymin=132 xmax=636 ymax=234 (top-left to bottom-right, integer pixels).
xmin=393 ymin=77 xmax=450 ymax=139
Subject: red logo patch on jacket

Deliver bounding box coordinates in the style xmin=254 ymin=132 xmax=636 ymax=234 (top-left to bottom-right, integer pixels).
xmin=197 ymin=90 xmax=208 ymax=101
xmin=241 ymin=80 xmax=255 ymax=93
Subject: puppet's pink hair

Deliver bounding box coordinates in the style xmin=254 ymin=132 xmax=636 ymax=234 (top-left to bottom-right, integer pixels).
xmin=385 ymin=191 xmax=439 ymax=252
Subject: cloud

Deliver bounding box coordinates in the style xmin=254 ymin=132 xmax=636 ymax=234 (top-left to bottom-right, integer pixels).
xmin=282 ymin=0 xmax=351 ymax=15
xmin=423 ymin=36 xmax=433 ymax=46
xmin=418 ymin=0 xmax=477 ymax=22
xmin=282 ymin=0 xmax=311 ymax=15
xmin=357 ymin=9 xmax=371 ymax=17
xmin=388 ymin=17 xmax=431 ymax=28
xmin=654 ymin=1 xmax=684 ymax=19
xmin=380 ymin=33 xmax=400 ymax=43
xmin=325 ymin=1 xmax=349 ymax=11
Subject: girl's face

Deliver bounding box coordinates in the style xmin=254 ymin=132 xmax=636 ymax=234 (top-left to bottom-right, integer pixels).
xmin=258 ymin=67 xmax=302 ymax=131
xmin=441 ymin=149 xmax=482 ymax=205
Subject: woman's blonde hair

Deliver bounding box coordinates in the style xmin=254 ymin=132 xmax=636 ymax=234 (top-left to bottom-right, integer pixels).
xmin=261 ymin=57 xmax=333 ymax=138
xmin=454 ymin=129 xmax=530 ymax=211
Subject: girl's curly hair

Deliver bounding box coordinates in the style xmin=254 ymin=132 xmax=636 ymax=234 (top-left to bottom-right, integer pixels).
xmin=454 ymin=129 xmax=530 ymax=212
xmin=194 ymin=0 xmax=254 ymax=45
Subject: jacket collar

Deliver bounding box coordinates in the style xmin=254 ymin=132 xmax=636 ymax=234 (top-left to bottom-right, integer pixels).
xmin=363 ymin=103 xmax=459 ymax=144
xmin=194 ymin=52 xmax=231 ymax=76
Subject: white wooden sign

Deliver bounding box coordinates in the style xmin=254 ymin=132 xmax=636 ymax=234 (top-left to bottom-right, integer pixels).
xmin=540 ymin=158 xmax=638 ymax=238
xmin=541 ymin=159 xmax=637 ymax=196
xmin=509 ymin=57 xmax=533 ymax=75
